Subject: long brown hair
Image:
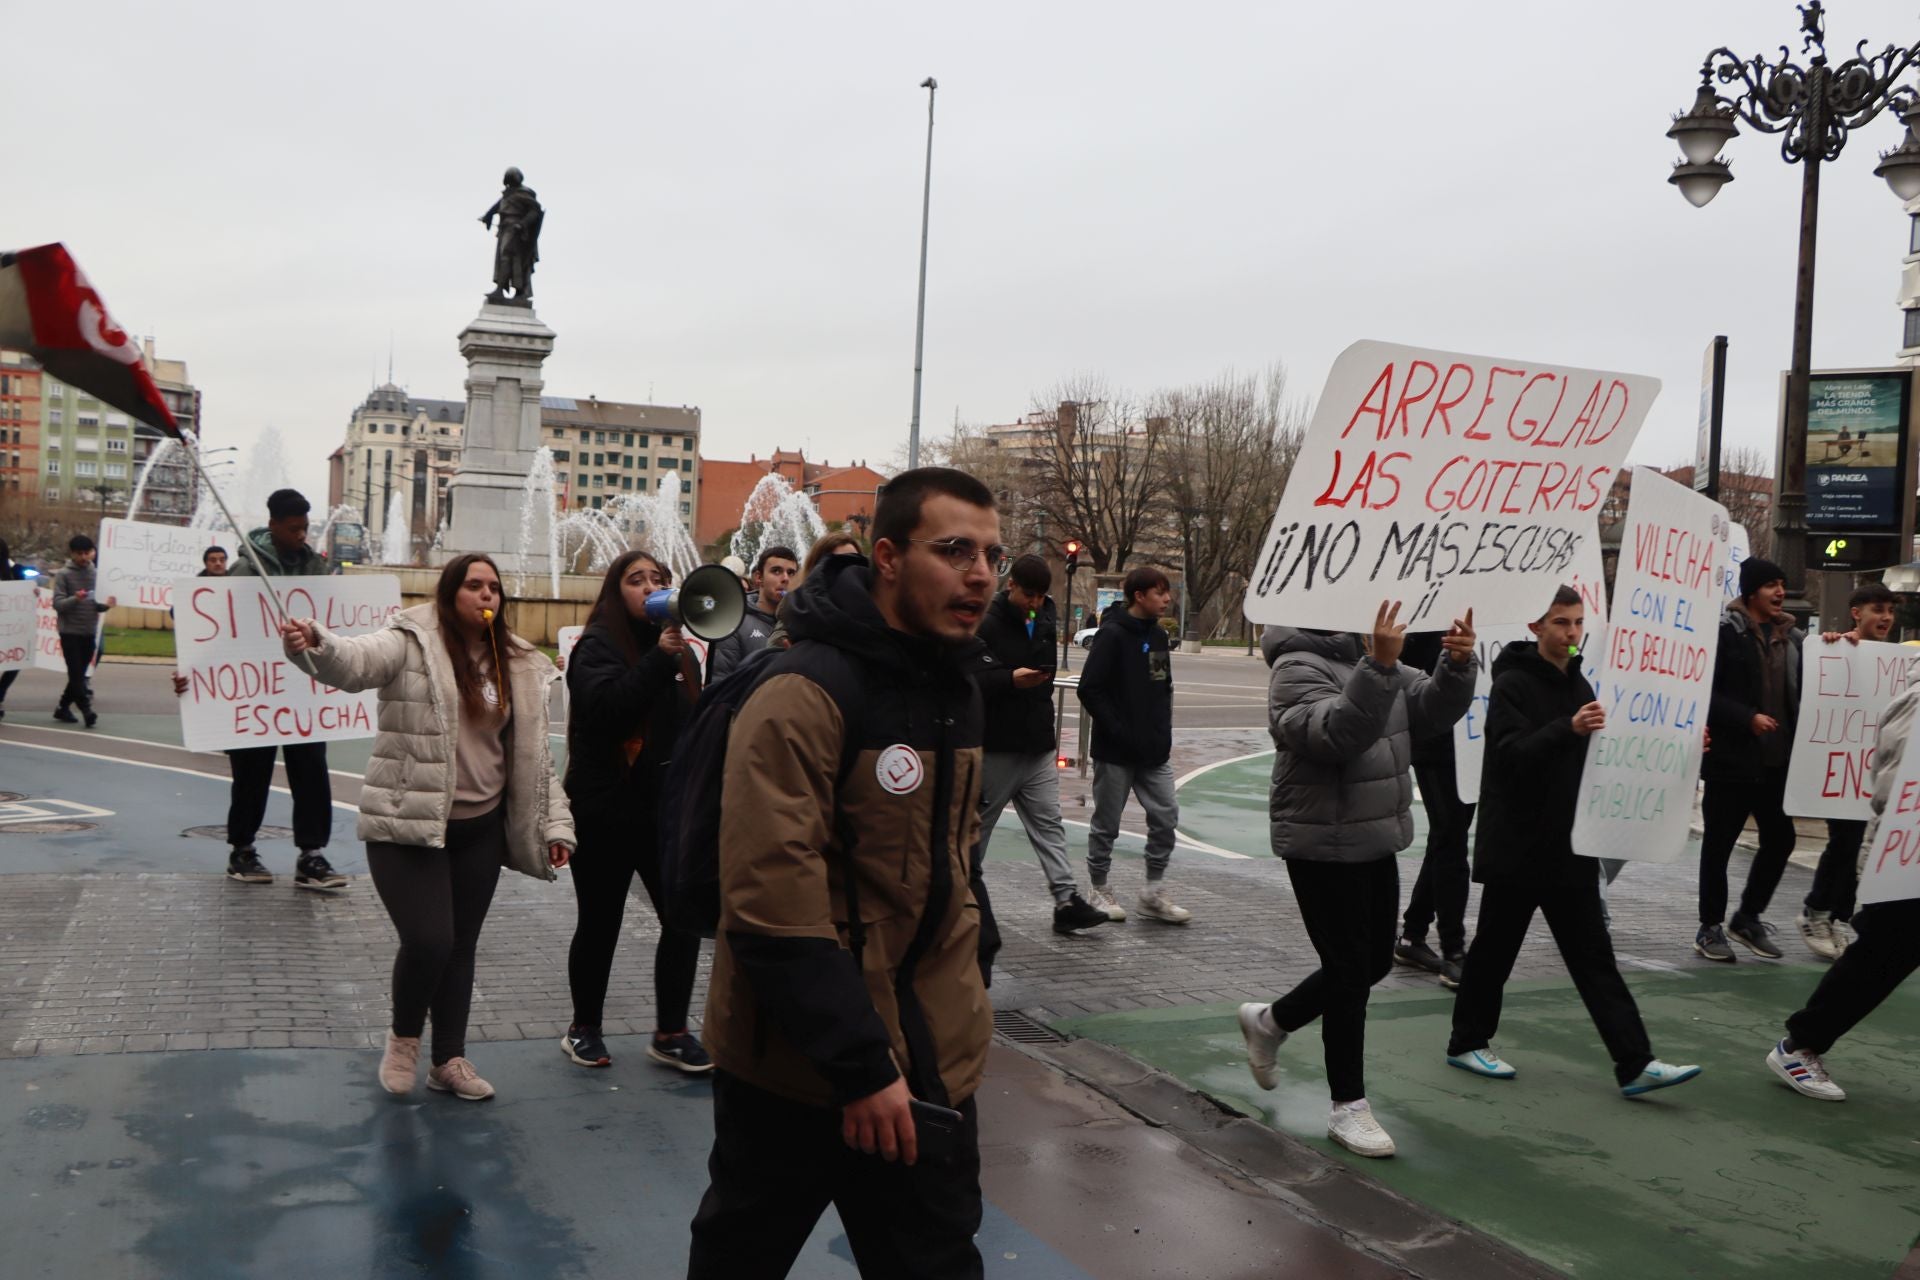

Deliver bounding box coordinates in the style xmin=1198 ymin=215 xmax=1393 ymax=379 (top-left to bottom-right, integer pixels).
xmin=584 ymin=549 xmax=668 ymax=664
xmin=802 ymin=531 xmax=864 ymax=580
xmin=434 ymin=554 xmax=522 ymax=717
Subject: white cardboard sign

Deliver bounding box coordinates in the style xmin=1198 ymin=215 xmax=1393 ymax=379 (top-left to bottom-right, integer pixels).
xmin=1784 ymin=640 xmax=1916 ymax=819
xmin=30 ymin=590 xmax=99 ymax=674
xmin=1571 ymin=469 xmax=1729 ymax=863
xmin=96 ymin=517 xmax=225 ymax=613
xmin=1244 ymin=340 xmax=1659 ymax=633
xmin=1454 ymin=531 xmax=1609 ymax=804
xmin=174 ymin=575 xmax=401 ymax=752
xmin=1717 ymin=522 xmax=1751 ymax=604
xmin=1859 ymin=708 xmax=1920 ymax=905
xmin=0 ymin=581 xmax=35 ymax=672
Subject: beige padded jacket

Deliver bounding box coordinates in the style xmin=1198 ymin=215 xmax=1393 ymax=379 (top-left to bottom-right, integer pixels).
xmin=295 ymin=603 xmax=575 ymax=879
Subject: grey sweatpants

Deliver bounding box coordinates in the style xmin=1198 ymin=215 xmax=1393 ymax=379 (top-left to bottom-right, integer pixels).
xmin=979 ymin=751 xmax=1077 ymax=905
xmin=1087 ymin=759 xmax=1178 ymax=885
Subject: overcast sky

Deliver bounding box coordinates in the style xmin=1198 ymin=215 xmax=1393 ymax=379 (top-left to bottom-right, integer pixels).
xmin=9 ymin=0 xmax=1920 ymax=515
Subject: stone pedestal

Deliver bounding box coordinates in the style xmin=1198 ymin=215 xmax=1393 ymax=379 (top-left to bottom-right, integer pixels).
xmin=435 ymin=303 xmax=556 ymax=576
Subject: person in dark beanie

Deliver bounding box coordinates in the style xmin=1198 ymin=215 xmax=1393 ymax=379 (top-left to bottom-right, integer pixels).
xmin=51 ymin=533 xmax=113 ymax=726
xmin=1077 ymin=565 xmax=1188 ymax=925
xmin=967 ymin=553 xmax=1108 ymax=933
xmin=1393 ymin=631 xmax=1473 ymax=988
xmin=1696 ymin=556 xmax=1802 ymax=961
xmin=199 ymin=488 xmax=346 ymax=891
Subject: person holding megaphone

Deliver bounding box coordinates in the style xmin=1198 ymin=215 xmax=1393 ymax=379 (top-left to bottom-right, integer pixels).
xmin=560 ymin=551 xmax=742 ymax=1075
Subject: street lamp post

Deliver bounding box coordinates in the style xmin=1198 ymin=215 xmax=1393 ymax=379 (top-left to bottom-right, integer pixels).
xmin=908 ymin=76 xmax=938 ymax=471
xmin=1667 ymin=1 xmax=1920 ymax=613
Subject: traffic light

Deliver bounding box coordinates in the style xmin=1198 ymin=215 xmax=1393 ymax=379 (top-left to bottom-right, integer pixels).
xmin=1064 ymin=539 xmax=1081 ymax=575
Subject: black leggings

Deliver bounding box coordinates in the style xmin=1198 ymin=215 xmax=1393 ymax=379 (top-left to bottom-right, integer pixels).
xmin=366 ymin=806 xmax=505 ymax=1066
xmin=1271 ymin=857 xmax=1400 ymax=1104
xmin=567 ymin=810 xmax=702 ymax=1033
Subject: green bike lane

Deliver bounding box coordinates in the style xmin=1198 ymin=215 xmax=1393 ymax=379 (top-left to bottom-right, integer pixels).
xmin=1028 ymin=753 xmax=1920 ymax=1280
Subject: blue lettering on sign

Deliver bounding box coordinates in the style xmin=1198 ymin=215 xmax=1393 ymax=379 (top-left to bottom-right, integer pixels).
xmin=1462 ymin=693 xmax=1488 ymax=742
xmin=1628 ymin=588 xmax=1667 ymax=625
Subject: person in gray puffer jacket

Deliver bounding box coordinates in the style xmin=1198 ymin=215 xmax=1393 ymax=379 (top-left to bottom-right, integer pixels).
xmin=1235 ymin=600 xmax=1476 ymax=1160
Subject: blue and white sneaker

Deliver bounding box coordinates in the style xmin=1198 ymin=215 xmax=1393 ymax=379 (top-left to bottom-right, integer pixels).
xmin=1767 ymin=1039 xmax=1846 ymax=1101
xmin=1446 ymin=1048 xmax=1518 ymax=1079
xmin=1621 ymin=1060 xmax=1702 ymax=1097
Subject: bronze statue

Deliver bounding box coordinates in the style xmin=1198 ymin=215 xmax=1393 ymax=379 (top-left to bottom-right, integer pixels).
xmin=480 ymin=167 xmax=543 ymax=306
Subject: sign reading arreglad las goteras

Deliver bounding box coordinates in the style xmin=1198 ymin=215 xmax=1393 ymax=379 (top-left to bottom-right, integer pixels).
xmin=1243 ymin=341 xmax=1659 ymax=632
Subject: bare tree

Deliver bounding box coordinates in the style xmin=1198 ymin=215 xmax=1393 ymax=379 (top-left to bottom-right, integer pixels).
xmin=1157 ymin=366 xmax=1307 ymax=636
xmin=1666 ymin=447 xmax=1774 ymax=558
xmin=1010 ymin=379 xmax=1164 ymax=574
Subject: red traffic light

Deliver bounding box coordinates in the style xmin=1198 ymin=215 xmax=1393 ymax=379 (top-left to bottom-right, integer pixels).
xmin=1064 ymin=539 xmax=1081 ymax=554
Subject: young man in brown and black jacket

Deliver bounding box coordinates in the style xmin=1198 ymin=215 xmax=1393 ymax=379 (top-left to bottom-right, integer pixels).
xmin=688 ymin=467 xmax=1002 ymax=1280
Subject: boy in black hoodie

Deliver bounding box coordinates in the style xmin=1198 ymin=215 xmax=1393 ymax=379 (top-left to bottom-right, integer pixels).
xmin=1077 ymin=566 xmax=1188 ymax=924
xmin=1445 ymin=586 xmax=1701 ymax=1097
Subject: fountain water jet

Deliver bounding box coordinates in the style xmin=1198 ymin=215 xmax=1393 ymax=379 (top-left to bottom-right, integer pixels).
xmin=378 ymin=491 xmax=411 ymax=565
xmin=730 ymin=472 xmax=826 ymax=573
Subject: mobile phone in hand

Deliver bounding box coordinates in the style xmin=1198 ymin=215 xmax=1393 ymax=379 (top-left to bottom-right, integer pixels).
xmin=908 ymin=1098 xmax=964 ymax=1163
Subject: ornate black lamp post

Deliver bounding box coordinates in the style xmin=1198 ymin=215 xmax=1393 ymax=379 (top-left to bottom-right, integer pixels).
xmin=1667 ymin=1 xmax=1920 ymax=609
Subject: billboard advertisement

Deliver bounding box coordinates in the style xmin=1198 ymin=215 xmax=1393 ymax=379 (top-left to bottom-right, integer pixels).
xmin=1805 ymin=372 xmax=1911 ymax=531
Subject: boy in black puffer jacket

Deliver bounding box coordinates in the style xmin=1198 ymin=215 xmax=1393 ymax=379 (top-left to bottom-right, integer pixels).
xmin=1446 ymin=586 xmax=1701 ymax=1098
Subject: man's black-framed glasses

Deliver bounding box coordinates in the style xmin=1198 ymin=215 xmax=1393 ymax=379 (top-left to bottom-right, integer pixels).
xmin=909 ymin=538 xmax=1011 ymax=576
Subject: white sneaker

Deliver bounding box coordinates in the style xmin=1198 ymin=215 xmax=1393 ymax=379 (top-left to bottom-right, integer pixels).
xmin=1327 ymin=1099 xmax=1395 ymax=1158
xmin=1798 ymin=910 xmax=1842 ymax=962
xmin=1767 ymin=1039 xmax=1846 ymax=1101
xmin=1088 ymin=884 xmax=1127 ymax=922
xmin=1237 ymin=1003 xmax=1287 ymax=1090
xmin=1136 ymin=887 xmax=1192 ymax=925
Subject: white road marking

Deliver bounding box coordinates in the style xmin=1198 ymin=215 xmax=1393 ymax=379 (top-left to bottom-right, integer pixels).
xmin=0 ymin=740 xmax=362 ymax=813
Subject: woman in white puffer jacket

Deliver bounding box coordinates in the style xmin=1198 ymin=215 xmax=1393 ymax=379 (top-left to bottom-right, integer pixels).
xmin=282 ymin=553 xmax=575 ymax=1102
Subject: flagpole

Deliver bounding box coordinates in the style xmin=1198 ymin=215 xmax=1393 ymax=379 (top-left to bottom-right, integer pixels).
xmin=175 ymin=434 xmax=319 ymax=676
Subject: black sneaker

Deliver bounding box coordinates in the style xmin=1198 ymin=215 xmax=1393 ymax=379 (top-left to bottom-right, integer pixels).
xmin=1394 ymin=937 xmax=1444 ymax=974
xmin=1693 ymin=924 xmax=1736 ymax=962
xmin=1440 ymin=952 xmax=1465 ymax=990
xmin=560 ymin=1025 xmax=612 ymax=1067
xmin=294 ymin=851 xmax=348 ymax=892
xmin=1052 ymin=893 xmax=1111 ymax=934
xmin=82 ymin=708 xmax=97 ymax=728
xmin=52 ymin=707 xmax=77 ymax=723
xmin=1728 ymin=914 xmax=1784 ymax=960
xmin=227 ymin=848 xmax=273 ymax=884
xmin=646 ymin=1032 xmax=714 ymax=1074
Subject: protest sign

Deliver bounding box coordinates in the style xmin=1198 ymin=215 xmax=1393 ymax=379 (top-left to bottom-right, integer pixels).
xmin=96 ymin=517 xmax=224 ymax=614
xmin=1783 ymin=640 xmax=1915 ymax=819
xmin=1716 ymin=522 xmax=1750 ymax=604
xmin=1858 ymin=711 xmax=1920 ymax=905
xmin=1454 ymin=530 xmax=1608 ymax=803
xmin=1571 ymin=469 xmax=1729 ymax=863
xmin=174 ymin=575 xmax=401 ymax=752
xmin=30 ymin=590 xmax=99 ymax=673
xmin=1243 ymin=340 xmax=1659 ymax=632
xmin=0 ymin=581 xmax=34 ymax=672
xmin=556 ymin=625 xmax=583 ymax=713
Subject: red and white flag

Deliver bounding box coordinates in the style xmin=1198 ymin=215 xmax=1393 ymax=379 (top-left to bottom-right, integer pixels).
xmin=0 ymin=242 xmax=179 ymax=437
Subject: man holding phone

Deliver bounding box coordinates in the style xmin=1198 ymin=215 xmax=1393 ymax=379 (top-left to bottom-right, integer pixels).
xmin=689 ymin=468 xmax=1001 ymax=1279
xmin=968 ymin=554 xmax=1109 ymax=933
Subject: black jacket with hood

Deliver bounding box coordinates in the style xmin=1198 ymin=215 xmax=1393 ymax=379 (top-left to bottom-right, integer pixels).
xmin=705 ymin=556 xmax=997 ymax=1109
xmin=227 ymin=527 xmax=326 ymax=578
xmin=1471 ymin=640 xmax=1596 ymax=887
xmin=1076 ymin=607 xmax=1173 ymax=767
xmin=1703 ymin=601 xmax=1803 ymax=782
xmin=706 ymin=592 xmax=777 ymax=684
xmin=966 ymin=590 xmax=1059 ymax=755
xmin=563 ymin=617 xmax=697 ymax=826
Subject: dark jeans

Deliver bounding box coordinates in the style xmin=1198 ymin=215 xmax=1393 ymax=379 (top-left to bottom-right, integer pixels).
xmin=57 ymin=633 xmax=95 ymax=712
xmin=1449 ymin=874 xmax=1654 ymax=1085
xmin=1698 ymin=766 xmax=1797 ymax=926
xmin=366 ymin=806 xmax=505 ymax=1066
xmin=1804 ymin=818 xmax=1865 ymax=922
xmin=1270 ymin=857 xmax=1400 ymax=1104
xmin=567 ymin=810 xmax=703 ymax=1033
xmin=0 ymin=667 xmax=18 ymax=705
xmin=1405 ymin=760 xmax=1473 ymax=955
xmin=1786 ymin=897 xmax=1920 ymax=1054
xmin=225 ymin=742 xmax=333 ymax=852
xmin=688 ymin=1071 xmax=984 ymax=1280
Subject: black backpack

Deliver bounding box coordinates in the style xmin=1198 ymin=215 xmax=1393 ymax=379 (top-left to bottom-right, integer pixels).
xmin=658 ymin=644 xmax=864 ymax=943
